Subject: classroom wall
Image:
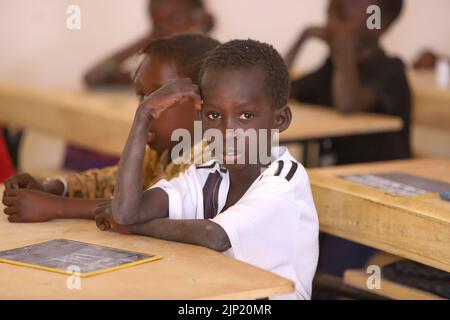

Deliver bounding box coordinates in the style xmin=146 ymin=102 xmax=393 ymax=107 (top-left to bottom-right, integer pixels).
xmin=0 ymin=0 xmax=449 ymax=89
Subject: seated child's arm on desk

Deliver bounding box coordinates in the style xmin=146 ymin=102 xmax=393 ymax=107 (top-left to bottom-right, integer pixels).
xmin=129 ymin=218 xmax=231 ymax=252
xmin=2 ymin=179 xmax=108 ymax=222
xmin=111 ymin=79 xmax=202 ymax=225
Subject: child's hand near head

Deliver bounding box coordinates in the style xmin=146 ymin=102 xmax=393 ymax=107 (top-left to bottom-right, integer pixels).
xmin=136 ymin=78 xmax=202 ymax=121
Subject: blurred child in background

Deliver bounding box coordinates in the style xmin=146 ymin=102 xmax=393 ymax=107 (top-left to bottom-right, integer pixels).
xmin=285 ymin=0 xmax=411 ymax=294
xmin=286 ymin=0 xmax=411 ymax=165
xmin=84 ymin=0 xmax=214 ymax=89
xmin=66 ymin=0 xmax=214 ymax=172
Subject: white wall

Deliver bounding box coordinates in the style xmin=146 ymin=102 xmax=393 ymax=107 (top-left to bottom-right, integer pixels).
xmin=1 ymin=0 xmax=449 ymax=89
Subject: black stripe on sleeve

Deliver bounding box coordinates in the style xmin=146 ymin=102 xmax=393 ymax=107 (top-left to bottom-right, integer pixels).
xmin=285 ymin=161 xmax=299 ymax=182
xmin=274 ymin=161 xmax=284 ymax=176
xmin=196 ymin=162 xmax=216 ymax=169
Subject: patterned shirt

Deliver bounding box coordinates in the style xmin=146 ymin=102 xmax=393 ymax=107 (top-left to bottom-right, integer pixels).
xmin=63 ymin=144 xmax=205 ymax=199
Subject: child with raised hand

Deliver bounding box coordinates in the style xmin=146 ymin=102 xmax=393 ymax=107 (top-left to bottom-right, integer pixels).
xmin=286 ymin=0 xmax=411 ymax=164
xmin=97 ymin=39 xmax=319 ymax=300
xmin=2 ymin=34 xmax=219 ymax=223
xmin=84 ymin=0 xmax=214 ymax=88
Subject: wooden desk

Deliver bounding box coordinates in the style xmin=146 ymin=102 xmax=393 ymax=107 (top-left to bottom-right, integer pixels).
xmin=408 ymin=71 xmax=450 ymax=159
xmin=0 ymin=82 xmax=403 ymax=156
xmin=0 ymin=82 xmax=136 ymax=155
xmin=0 ymin=186 xmax=293 ymax=299
xmin=282 ymin=103 xmax=403 ymax=142
xmin=308 ymin=158 xmax=450 ymax=272
xmin=343 ymin=252 xmax=445 ymax=300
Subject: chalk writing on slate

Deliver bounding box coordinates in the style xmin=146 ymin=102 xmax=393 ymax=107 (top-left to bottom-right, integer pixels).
xmin=341 ymin=172 xmax=450 ymax=197
xmin=0 ymin=239 xmax=161 ymax=277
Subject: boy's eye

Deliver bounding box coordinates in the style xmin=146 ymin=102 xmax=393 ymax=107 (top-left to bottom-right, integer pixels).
xmin=207 ymin=112 xmax=222 ymax=120
xmin=239 ymin=112 xmax=254 ymax=120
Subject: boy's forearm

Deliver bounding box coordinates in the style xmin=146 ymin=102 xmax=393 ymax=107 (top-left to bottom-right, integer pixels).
xmin=129 ymin=218 xmax=231 ymax=252
xmin=112 ymin=111 xmax=151 ymax=225
xmin=53 ymin=198 xmax=106 ymax=220
xmin=331 ymin=37 xmax=376 ymax=113
xmin=284 ymin=34 xmax=307 ymax=70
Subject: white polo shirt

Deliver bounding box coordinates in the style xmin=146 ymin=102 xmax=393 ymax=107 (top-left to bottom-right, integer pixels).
xmin=149 ymin=146 xmax=319 ymax=299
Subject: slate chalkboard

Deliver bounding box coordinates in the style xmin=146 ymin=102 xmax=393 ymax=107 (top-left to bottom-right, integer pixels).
xmin=342 ymin=172 xmax=450 ymax=196
xmin=0 ymin=239 xmax=161 ymax=277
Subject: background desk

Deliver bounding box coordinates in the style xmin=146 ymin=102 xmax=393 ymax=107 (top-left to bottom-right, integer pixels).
xmin=0 ymin=186 xmax=294 ymax=299
xmin=408 ymin=71 xmax=450 ymax=159
xmin=0 ymin=81 xmax=403 ymax=165
xmin=308 ymin=158 xmax=450 ymax=273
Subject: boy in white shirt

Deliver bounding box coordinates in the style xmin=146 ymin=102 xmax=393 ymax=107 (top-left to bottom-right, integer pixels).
xmin=96 ymin=39 xmax=319 ymax=299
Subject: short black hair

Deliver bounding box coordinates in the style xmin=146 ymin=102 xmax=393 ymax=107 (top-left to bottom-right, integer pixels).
xmin=151 ymin=0 xmax=205 ymax=10
xmin=140 ymin=33 xmax=220 ymax=82
xmin=378 ymin=0 xmax=403 ymax=27
xmin=200 ymin=39 xmax=290 ymax=108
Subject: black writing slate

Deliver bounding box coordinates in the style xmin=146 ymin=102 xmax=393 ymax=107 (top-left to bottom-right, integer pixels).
xmin=341 ymin=172 xmax=450 ymax=196
xmin=0 ymin=239 xmax=161 ymax=277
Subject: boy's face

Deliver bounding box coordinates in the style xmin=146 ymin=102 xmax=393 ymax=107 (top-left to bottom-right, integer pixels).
xmin=326 ymin=0 xmax=375 ymax=38
xmin=149 ymin=0 xmax=202 ymax=36
xmin=200 ymin=67 xmax=287 ymax=172
xmin=135 ymin=54 xmax=198 ymax=153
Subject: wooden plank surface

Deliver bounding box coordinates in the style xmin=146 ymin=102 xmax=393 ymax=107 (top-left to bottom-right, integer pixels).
xmin=0 ymin=81 xmax=403 ymax=155
xmin=308 ymin=158 xmax=450 ymax=272
xmin=344 ymin=269 xmax=445 ymax=300
xmin=282 ymin=102 xmax=403 ymax=142
xmin=408 ymin=70 xmax=450 ymax=158
xmin=0 ymin=82 xmax=136 ymax=155
xmin=0 ymin=185 xmax=294 ymax=300
xmin=343 ymin=252 xmax=445 ymax=300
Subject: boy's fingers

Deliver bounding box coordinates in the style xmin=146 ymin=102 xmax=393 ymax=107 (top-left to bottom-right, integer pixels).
xmin=8 ymin=214 xmax=23 ymax=223
xmin=4 ymin=178 xmax=18 ymax=191
xmin=95 ymin=213 xmax=111 ymax=231
xmin=16 ymin=173 xmax=31 ymax=187
xmin=95 ymin=213 xmax=105 ymax=227
xmin=176 ymin=90 xmax=203 ymax=110
xmin=98 ymin=199 xmax=112 ymax=206
xmin=2 ymin=196 xmax=17 ymax=207
xmin=95 ymin=205 xmax=110 ymax=215
xmin=98 ymin=222 xmax=108 ymax=231
xmin=4 ymin=206 xmax=18 ymax=216
xmin=4 ymin=188 xmax=19 ymax=198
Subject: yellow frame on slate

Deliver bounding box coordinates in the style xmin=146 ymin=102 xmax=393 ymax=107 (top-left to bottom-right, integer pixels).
xmin=0 ymin=239 xmax=163 ymax=278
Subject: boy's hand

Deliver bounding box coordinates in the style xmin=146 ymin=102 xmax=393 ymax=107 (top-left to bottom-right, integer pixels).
xmin=329 ymin=30 xmax=358 ymax=62
xmin=136 ymin=78 xmax=202 ymax=121
xmin=2 ymin=189 xmax=59 ymax=223
xmin=302 ymin=26 xmax=330 ymax=42
xmin=3 ymin=173 xmax=65 ymax=196
xmin=95 ymin=202 xmax=131 ymax=235
xmin=4 ymin=173 xmax=45 ymax=193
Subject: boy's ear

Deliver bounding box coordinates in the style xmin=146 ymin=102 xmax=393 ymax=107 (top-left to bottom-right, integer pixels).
xmin=274 ymin=104 xmax=292 ymax=133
